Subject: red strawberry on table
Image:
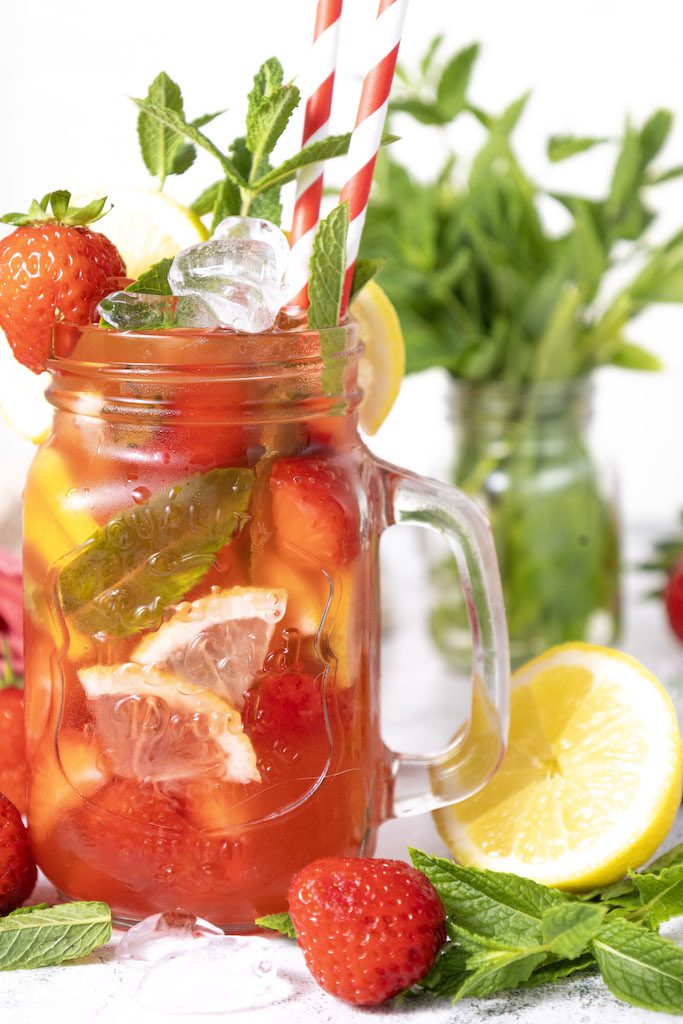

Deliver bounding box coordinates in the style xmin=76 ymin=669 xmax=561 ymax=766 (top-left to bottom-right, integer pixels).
xmin=288 ymin=856 xmax=446 ymax=1006
xmin=0 ymin=191 xmax=126 ymax=373
xmin=0 ymin=793 xmax=36 ymax=914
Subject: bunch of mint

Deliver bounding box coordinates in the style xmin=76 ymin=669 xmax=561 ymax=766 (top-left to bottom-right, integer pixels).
xmin=260 ymin=845 xmax=683 ymax=1013
xmin=361 ymin=38 xmax=683 ymax=379
xmin=131 ymin=60 xmax=386 ymax=329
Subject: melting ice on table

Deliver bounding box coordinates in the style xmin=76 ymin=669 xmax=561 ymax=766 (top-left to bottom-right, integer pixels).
xmin=98 ymin=216 xmax=290 ymax=333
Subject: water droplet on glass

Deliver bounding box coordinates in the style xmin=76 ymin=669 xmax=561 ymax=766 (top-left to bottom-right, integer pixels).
xmin=131 ymin=486 xmax=151 ymax=505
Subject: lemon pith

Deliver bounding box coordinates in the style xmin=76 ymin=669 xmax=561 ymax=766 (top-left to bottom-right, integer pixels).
xmin=434 ymin=643 xmax=683 ymax=890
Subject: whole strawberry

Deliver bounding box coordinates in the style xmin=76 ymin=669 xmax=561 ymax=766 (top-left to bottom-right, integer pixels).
xmin=0 ymin=191 xmax=126 ymax=373
xmin=288 ymin=857 xmax=446 ymax=1006
xmin=0 ymin=685 xmax=26 ymax=815
xmin=665 ymin=560 xmax=683 ymax=642
xmin=0 ymin=793 xmax=36 ymax=914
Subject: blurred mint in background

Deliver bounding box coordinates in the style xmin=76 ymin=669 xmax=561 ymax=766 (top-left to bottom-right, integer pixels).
xmin=362 ymin=38 xmax=683 ymax=380
xmin=363 ymin=39 xmax=683 ymax=666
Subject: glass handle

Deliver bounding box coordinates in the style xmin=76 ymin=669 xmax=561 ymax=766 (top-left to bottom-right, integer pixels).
xmin=378 ymin=462 xmax=510 ymax=818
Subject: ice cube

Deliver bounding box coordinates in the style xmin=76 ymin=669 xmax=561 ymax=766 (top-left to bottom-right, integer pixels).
xmin=135 ymin=936 xmax=290 ymax=1013
xmin=169 ymin=239 xmax=283 ymax=333
xmin=98 ymin=291 xmax=176 ymax=331
xmin=170 ymin=239 xmax=280 ymax=291
xmin=199 ymin=279 xmax=283 ymax=334
xmin=116 ymin=910 xmax=223 ymax=962
xmin=174 ymin=294 xmax=221 ymax=329
xmin=212 ymin=216 xmax=290 ymax=277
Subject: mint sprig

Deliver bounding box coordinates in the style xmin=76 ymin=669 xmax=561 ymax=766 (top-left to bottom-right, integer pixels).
xmin=257 ymin=843 xmax=683 ymax=1014
xmin=307 ymin=202 xmax=349 ymax=330
xmin=0 ymin=902 xmax=111 ymax=970
xmin=133 ymin=58 xmax=353 ymax=230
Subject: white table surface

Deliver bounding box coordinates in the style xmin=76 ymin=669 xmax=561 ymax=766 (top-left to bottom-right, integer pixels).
xmin=2 ymin=526 xmax=683 ymax=1024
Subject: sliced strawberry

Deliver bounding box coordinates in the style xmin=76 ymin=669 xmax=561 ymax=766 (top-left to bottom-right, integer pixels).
xmin=269 ymin=455 xmax=360 ymax=567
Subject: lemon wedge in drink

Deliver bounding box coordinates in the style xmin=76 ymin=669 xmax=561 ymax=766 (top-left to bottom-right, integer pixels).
xmin=0 ymin=334 xmax=52 ymax=443
xmin=132 ymin=586 xmax=287 ymax=707
xmin=350 ymin=280 xmax=405 ymax=435
xmin=75 ymin=186 xmax=208 ymax=279
xmin=434 ymin=643 xmax=683 ymax=890
xmin=79 ymin=663 xmax=260 ymax=784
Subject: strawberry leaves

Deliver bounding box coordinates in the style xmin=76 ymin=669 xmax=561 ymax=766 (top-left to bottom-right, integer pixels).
xmin=1 ymin=191 xmax=109 ymax=228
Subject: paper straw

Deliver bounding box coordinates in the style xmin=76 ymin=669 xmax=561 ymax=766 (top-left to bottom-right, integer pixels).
xmin=339 ymin=0 xmax=408 ymax=315
xmin=284 ymin=0 xmax=344 ymax=306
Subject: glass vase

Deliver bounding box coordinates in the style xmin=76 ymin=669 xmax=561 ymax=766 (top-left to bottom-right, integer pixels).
xmin=431 ymin=378 xmax=620 ymax=669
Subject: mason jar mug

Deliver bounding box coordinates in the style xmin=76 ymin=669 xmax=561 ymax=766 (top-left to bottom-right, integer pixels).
xmin=24 ymin=320 xmax=509 ymax=929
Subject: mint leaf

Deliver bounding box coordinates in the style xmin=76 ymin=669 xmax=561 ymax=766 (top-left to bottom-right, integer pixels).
xmin=409 ymin=849 xmax=567 ymax=945
xmin=647 ymin=842 xmax=683 ymax=873
xmin=191 ymin=180 xmax=223 ymax=217
xmin=611 ymin=341 xmax=662 ymax=371
xmin=0 ymin=902 xmax=111 ymax=970
xmin=132 ymin=99 xmax=246 ymax=186
xmin=435 ymin=43 xmax=479 ymax=119
xmin=592 ymin=918 xmax=683 ymax=1014
xmin=541 ymin=902 xmax=607 ymax=959
xmin=547 ymin=135 xmax=608 ymax=162
xmin=59 ymin=468 xmax=254 ymax=638
xmin=246 ymin=83 xmax=300 ymax=175
xmin=211 ymin=179 xmax=241 ymax=233
xmin=250 ymin=134 xmax=351 ymax=193
xmin=137 ymin=72 xmax=196 ymax=187
xmin=350 ymin=258 xmax=384 ymax=301
xmin=308 ymin=202 xmax=349 ymax=330
xmin=630 ymin=864 xmax=683 ymax=927
xmin=125 ymin=258 xmax=173 ymax=296
xmin=456 ymin=949 xmax=547 ymax=1001
xmin=519 ymin=954 xmax=595 ymax=989
xmin=255 ymin=913 xmax=296 ymax=939
xmin=248 ymin=57 xmax=284 ymax=111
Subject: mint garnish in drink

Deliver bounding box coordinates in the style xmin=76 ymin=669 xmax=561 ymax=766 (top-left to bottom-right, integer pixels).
xmin=59 ymin=468 xmax=254 ymax=638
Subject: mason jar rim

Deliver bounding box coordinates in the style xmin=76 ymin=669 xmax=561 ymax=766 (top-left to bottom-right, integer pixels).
xmin=48 ymin=318 xmax=362 ymax=380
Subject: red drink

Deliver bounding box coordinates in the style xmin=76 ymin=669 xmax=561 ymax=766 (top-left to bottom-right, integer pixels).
xmin=24 ymin=321 xmax=508 ymax=929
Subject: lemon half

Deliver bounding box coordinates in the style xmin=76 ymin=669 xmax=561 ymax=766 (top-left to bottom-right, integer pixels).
xmin=434 ymin=643 xmax=683 ymax=890
xmin=76 ymin=186 xmax=208 ymax=280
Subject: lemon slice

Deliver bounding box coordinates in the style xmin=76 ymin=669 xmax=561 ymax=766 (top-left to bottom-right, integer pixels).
xmin=80 ymin=663 xmax=259 ymax=784
xmin=350 ymin=280 xmax=405 ymax=435
xmin=433 ymin=643 xmax=683 ymax=890
xmin=132 ymin=586 xmax=287 ymax=707
xmin=0 ymin=334 xmax=52 ymax=443
xmin=76 ymin=186 xmax=208 ymax=279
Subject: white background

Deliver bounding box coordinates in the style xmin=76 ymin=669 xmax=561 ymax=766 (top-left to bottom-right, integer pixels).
xmin=1 ymin=0 xmax=683 ymax=537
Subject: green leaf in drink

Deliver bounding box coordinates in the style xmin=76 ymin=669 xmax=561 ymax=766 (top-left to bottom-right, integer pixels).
xmin=0 ymin=902 xmax=111 ymax=970
xmin=58 ymin=468 xmax=254 ymax=638
xmin=308 ymin=202 xmax=350 ymax=330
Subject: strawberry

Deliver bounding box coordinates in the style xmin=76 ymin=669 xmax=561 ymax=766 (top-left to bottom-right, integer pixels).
xmin=0 ymin=793 xmax=36 ymax=914
xmin=0 ymin=191 xmax=126 ymax=373
xmin=269 ymin=454 xmax=360 ymax=567
xmin=665 ymin=560 xmax=683 ymax=642
xmin=288 ymin=857 xmax=446 ymax=1006
xmin=0 ymin=687 xmax=26 ymax=815
xmin=245 ymin=671 xmax=325 ymax=738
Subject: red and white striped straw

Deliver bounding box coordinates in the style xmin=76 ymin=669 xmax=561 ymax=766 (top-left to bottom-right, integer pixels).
xmin=339 ymin=0 xmax=408 ymax=315
xmin=285 ymin=0 xmax=344 ymax=307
